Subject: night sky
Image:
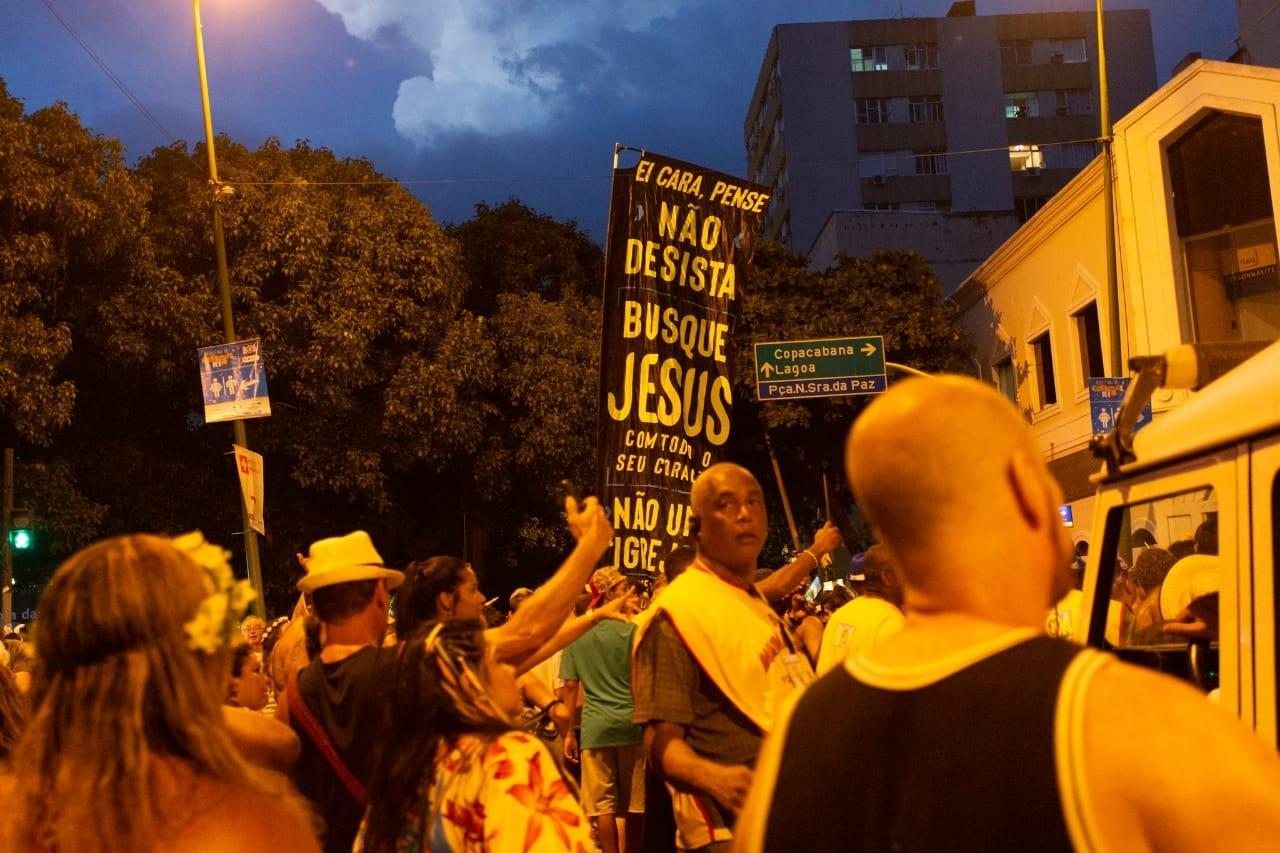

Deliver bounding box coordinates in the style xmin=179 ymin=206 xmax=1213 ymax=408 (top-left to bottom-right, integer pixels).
xmin=2 ymin=0 xmax=1243 ymax=240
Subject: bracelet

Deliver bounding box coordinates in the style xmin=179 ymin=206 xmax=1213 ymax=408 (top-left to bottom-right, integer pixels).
xmin=801 ymin=548 xmax=819 ymax=567
xmin=543 ymin=698 xmax=564 ymax=714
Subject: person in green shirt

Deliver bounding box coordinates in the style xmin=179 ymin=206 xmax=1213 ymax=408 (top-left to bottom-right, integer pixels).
xmin=561 ymin=567 xmax=644 ymax=853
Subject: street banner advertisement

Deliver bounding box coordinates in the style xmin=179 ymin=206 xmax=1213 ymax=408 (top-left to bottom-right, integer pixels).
xmin=596 ymin=148 xmax=770 ymax=577
xmin=1088 ymin=377 xmax=1152 ymax=436
xmin=232 ymin=445 xmax=265 ymax=536
xmin=198 ymin=338 xmax=272 ymax=424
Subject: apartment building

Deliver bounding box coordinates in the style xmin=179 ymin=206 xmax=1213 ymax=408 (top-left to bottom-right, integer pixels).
xmin=743 ymin=1 xmax=1156 ymax=277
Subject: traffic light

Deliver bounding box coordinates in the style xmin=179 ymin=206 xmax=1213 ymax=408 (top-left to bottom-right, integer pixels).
xmin=8 ymin=509 xmax=32 ymax=551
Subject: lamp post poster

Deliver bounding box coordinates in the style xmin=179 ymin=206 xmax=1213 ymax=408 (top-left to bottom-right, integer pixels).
xmin=596 ymin=147 xmax=770 ymax=577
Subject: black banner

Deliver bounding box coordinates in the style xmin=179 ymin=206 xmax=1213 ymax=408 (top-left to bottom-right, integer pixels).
xmin=595 ymin=148 xmax=770 ymax=577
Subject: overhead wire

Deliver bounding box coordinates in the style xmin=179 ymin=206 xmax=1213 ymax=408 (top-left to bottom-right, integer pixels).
xmin=39 ymin=0 xmax=175 ymax=143
xmin=1207 ymin=0 xmax=1280 ymax=60
xmin=31 ymin=0 xmax=1141 ymax=193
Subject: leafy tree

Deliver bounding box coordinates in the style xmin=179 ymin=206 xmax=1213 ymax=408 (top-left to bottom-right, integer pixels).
xmin=0 ymin=79 xmax=157 ymax=570
xmin=450 ymin=201 xmax=604 ymax=594
xmin=730 ymin=242 xmax=974 ymax=567
xmin=0 ymin=79 xmax=151 ymax=447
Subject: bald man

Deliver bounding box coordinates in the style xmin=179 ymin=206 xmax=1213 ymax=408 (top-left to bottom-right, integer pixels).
xmin=631 ymin=463 xmax=817 ymax=852
xmin=734 ymin=376 xmax=1280 ymax=852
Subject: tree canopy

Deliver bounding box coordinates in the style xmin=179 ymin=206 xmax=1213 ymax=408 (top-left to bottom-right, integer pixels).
xmin=0 ymin=78 xmax=972 ymax=614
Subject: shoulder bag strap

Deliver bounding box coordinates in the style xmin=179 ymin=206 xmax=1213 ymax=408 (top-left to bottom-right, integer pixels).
xmin=287 ymin=669 xmax=367 ymax=807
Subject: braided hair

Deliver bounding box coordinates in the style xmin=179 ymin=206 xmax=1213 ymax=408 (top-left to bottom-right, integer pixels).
xmin=362 ymin=619 xmax=511 ymax=852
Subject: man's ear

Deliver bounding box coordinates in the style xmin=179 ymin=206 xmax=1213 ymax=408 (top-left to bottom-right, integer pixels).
xmin=1007 ymin=451 xmax=1051 ymax=531
xmin=690 ymin=514 xmax=702 ymax=539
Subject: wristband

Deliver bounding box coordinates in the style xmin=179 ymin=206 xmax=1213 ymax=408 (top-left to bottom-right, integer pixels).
xmin=801 ymin=548 xmax=819 ymax=567
xmin=543 ymin=698 xmax=564 ymax=714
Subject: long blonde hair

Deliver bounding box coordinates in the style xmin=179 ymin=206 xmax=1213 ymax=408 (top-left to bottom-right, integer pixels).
xmin=2 ymin=534 xmax=294 ymax=852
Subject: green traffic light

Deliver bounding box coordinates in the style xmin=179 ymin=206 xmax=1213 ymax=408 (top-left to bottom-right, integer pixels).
xmin=10 ymin=529 xmax=31 ymax=550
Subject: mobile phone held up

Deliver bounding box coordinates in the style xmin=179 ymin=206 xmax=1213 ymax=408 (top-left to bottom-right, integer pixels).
xmin=560 ymin=479 xmax=611 ymax=521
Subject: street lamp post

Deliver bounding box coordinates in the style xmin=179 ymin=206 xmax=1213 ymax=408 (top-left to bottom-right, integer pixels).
xmin=1096 ymin=0 xmax=1123 ymax=377
xmin=193 ymin=0 xmax=266 ymax=618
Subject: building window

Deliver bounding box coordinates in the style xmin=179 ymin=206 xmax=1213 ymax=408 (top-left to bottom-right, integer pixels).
xmin=1169 ymin=112 xmax=1280 ymax=342
xmin=1044 ymin=141 xmax=1098 ymax=169
xmin=1001 ymin=40 xmax=1033 ymax=66
xmin=1073 ymin=302 xmax=1106 ymax=383
xmin=858 ymin=151 xmax=900 ymax=178
xmin=851 ymin=47 xmax=889 ymax=72
xmin=1015 ymin=195 xmax=1050 ymax=223
xmin=863 ymin=202 xmax=901 ymax=211
xmin=855 ymin=97 xmax=893 ymax=124
xmin=1009 ymin=144 xmax=1044 ymax=172
xmin=1055 ymin=89 xmax=1093 ymax=116
xmin=1005 ymin=92 xmax=1040 ymax=119
xmin=904 ymin=43 xmax=939 ymax=70
xmin=908 ymin=95 xmax=944 ymax=123
xmin=993 ymin=358 xmax=1017 ymax=404
xmin=913 ymin=148 xmax=948 ymax=175
xmin=1048 ymin=38 xmax=1088 ymax=64
xmin=1030 ymin=332 xmax=1058 ymax=408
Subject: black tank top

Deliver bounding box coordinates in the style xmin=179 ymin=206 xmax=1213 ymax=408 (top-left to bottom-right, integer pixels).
xmin=763 ymin=635 xmax=1081 ymax=853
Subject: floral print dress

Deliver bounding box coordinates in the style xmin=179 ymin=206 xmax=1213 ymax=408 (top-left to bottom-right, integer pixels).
xmin=359 ymin=731 xmax=594 ymax=853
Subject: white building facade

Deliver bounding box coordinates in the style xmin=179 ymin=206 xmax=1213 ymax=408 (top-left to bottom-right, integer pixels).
xmin=954 ymin=60 xmax=1280 ymax=535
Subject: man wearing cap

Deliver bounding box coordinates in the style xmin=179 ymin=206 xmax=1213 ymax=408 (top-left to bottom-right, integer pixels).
xmin=279 ymin=530 xmax=404 ymax=853
xmin=561 ymin=567 xmax=644 ymax=853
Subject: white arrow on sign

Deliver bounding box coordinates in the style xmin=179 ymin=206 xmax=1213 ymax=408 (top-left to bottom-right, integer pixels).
xmin=760 ymin=362 xmax=775 ymax=378
xmin=861 ymin=343 xmax=877 ymax=356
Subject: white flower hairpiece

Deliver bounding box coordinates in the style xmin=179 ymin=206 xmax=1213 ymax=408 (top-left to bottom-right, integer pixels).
xmin=172 ymin=531 xmax=257 ymax=654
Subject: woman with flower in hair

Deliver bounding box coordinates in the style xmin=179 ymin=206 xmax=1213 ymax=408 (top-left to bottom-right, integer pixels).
xmin=0 ymin=533 xmax=318 ymax=853
xmin=359 ymin=619 xmax=592 ymax=852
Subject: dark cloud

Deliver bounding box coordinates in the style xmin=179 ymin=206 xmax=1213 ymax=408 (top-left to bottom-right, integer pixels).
xmin=1 ymin=0 xmax=1243 ymax=240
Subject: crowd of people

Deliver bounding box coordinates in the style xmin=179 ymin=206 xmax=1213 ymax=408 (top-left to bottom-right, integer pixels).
xmin=2 ymin=374 xmax=1280 ymax=851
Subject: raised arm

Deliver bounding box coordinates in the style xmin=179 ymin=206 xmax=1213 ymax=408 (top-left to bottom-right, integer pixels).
xmin=513 ymin=588 xmax=637 ymax=674
xmin=757 ymin=522 xmax=842 ymax=603
xmin=487 ymin=496 xmax=613 ymax=664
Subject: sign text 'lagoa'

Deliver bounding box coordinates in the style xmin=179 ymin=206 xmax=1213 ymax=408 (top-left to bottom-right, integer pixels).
xmin=596 ymin=148 xmax=769 ymax=576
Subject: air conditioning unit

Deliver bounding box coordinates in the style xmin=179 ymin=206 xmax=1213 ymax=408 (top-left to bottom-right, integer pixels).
xmin=1050 ymin=53 xmax=1065 ymax=64
xmin=872 ymin=174 xmax=887 ymax=185
xmin=1026 ymin=166 xmax=1042 ymax=177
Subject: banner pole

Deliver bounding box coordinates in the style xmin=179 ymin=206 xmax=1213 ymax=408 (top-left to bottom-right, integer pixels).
xmin=764 ymin=430 xmax=802 ymax=552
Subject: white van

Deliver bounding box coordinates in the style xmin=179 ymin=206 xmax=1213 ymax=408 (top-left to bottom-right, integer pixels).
xmin=1074 ymin=339 xmax=1280 ymax=747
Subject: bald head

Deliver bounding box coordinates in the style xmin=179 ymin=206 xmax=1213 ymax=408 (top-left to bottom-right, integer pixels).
xmin=847 ymin=376 xmax=1072 ymax=620
xmin=691 ymin=462 xmax=758 ymax=515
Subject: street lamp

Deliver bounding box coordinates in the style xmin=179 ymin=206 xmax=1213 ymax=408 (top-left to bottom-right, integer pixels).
xmin=1096 ymin=0 xmax=1122 ymax=377
xmin=192 ymin=0 xmax=266 ymax=618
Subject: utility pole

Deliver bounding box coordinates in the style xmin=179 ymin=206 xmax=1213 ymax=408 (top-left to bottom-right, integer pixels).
xmin=2 ymin=449 xmax=13 ymax=629
xmin=1097 ymin=0 xmax=1123 ymax=376
xmin=194 ymin=0 xmax=265 ymax=617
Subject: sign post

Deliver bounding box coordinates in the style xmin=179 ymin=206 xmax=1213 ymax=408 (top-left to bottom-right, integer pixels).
xmin=754 ymin=335 xmax=887 ymax=401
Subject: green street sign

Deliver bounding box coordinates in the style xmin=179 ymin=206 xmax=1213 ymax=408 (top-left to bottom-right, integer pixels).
xmin=754 ymin=335 xmax=886 ymax=401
